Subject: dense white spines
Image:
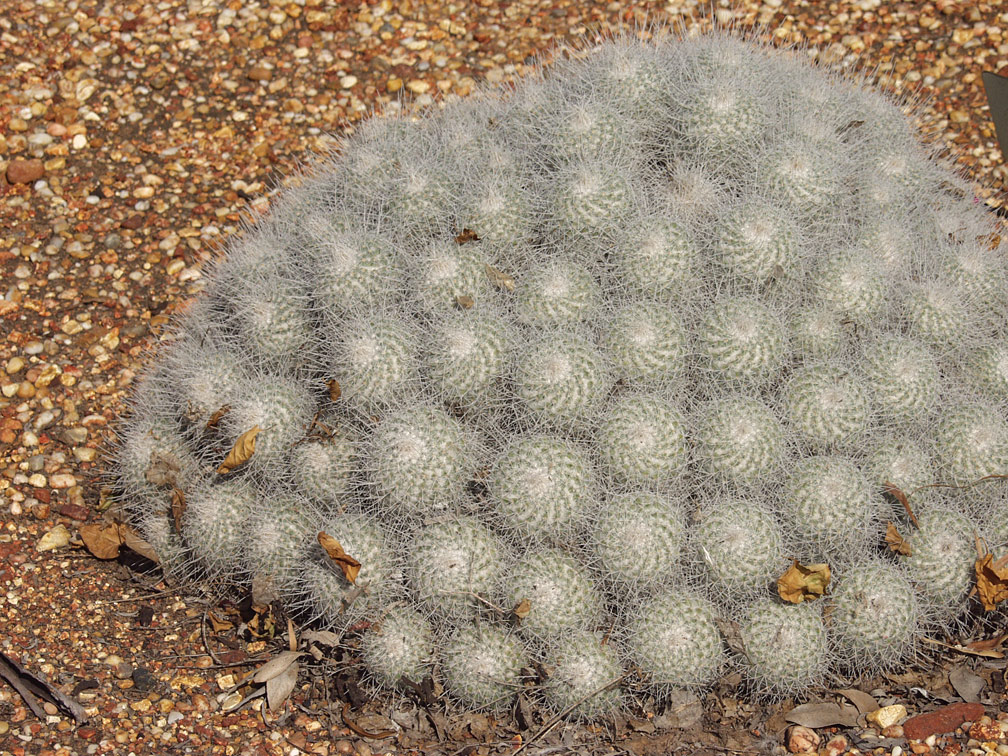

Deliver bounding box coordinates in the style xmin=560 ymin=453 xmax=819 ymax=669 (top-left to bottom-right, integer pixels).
xmin=113 ymin=30 xmax=1008 ymax=713
xmin=739 ymin=600 xmax=829 ymax=699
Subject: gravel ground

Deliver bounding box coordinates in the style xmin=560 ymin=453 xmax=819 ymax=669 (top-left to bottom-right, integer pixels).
xmin=1 ymin=1 xmax=1008 ymax=755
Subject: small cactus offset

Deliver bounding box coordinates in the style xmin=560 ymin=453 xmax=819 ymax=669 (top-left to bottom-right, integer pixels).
xmin=110 ymin=24 xmax=1008 ymax=715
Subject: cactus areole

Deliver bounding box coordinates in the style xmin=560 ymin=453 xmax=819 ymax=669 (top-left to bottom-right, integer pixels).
xmin=112 ymin=29 xmax=1008 ymax=710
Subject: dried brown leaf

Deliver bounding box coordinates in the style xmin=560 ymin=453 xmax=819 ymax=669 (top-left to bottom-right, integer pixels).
xmin=171 ymin=487 xmax=186 ymax=534
xmin=145 ymin=450 xmax=180 ymax=487
xmin=455 ymin=294 xmax=474 ymax=309
xmin=251 ymin=650 xmax=303 ymax=684
xmin=512 ymin=598 xmax=531 ymax=621
xmin=455 ymin=228 xmax=479 ymax=244
xmin=885 ymin=522 xmax=912 ymax=556
xmin=883 ymin=482 xmax=918 ymax=527
xmin=327 ymin=379 xmax=342 ymax=402
xmin=785 ymin=701 xmax=859 ymax=728
xmin=778 ymin=560 xmax=831 ymax=604
xmin=485 ymin=263 xmax=515 ymax=292
xmin=975 ymin=552 xmax=1008 ymax=611
xmin=318 ymin=532 xmax=362 ymax=584
xmin=217 ymin=426 xmax=260 ymax=474
xmin=266 ymin=659 xmax=298 ymax=712
xmin=118 ymin=524 xmax=159 ymax=562
xmin=835 ymin=687 xmax=879 ymax=715
xmin=208 ymin=611 xmax=234 ymax=634
xmin=79 ymin=523 xmax=123 ymax=560
xmin=206 ymin=404 xmax=230 ymax=429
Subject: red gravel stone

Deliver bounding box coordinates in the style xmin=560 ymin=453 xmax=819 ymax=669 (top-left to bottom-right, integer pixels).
xmin=58 ymin=502 xmax=90 ymax=521
xmin=6 ymin=158 xmax=44 ymax=184
xmin=903 ymin=703 xmax=986 ymax=741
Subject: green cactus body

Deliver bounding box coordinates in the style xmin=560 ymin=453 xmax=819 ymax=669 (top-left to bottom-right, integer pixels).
xmin=369 ymin=405 xmax=474 ymax=515
xmin=904 ymin=282 xmax=970 ymax=348
xmin=602 ymin=300 xmax=687 ymax=386
xmin=166 ymin=340 xmax=244 ymax=429
xmin=717 ymin=199 xmax=800 ymax=284
xmin=693 ymin=497 xmax=786 ymax=602
xmin=863 ymin=335 xmax=938 ymax=422
xmin=699 ymin=296 xmax=787 ymax=384
xmin=310 ymin=512 xmax=397 ymax=613
xmin=488 ymin=435 xmax=595 ymax=540
xmin=289 ymin=428 xmax=359 ymax=506
xmin=624 ymin=590 xmax=725 ymax=692
xmin=760 ymin=141 xmax=840 ymax=213
xmin=179 ymin=478 xmax=255 ymax=579
xmin=789 ymin=305 xmax=846 ymax=359
xmin=814 ymin=249 xmax=888 ymax=326
xmin=696 ymin=396 xmax=784 ymax=486
xmin=967 ymin=343 xmax=1008 ymax=400
xmin=361 ymin=605 xmax=434 ymax=690
xmin=410 ymin=238 xmax=492 ymax=313
xmin=441 ymin=622 xmax=528 ymax=712
xmin=504 ymin=548 xmax=601 ymax=640
xmin=784 ymin=455 xmax=880 ymax=558
xmin=462 ymin=171 xmax=532 ymax=245
xmin=596 ymin=393 xmax=688 ymax=488
xmin=786 ymin=364 xmax=872 ymax=449
xmin=514 ymin=332 xmax=611 ymax=429
xmin=739 ymin=600 xmax=828 ymax=699
xmin=424 ymin=309 xmax=509 ymax=410
xmin=329 ymin=312 xmax=418 ymax=412
xmin=588 ymin=491 xmax=686 ymax=592
xmin=243 ymin=499 xmax=316 ymax=591
xmin=540 ymin=630 xmax=623 ymax=718
xmin=310 ymin=222 xmax=400 ymax=316
xmin=514 ymin=258 xmax=601 ymax=326
xmin=220 ymin=376 xmax=314 ymax=472
xmin=865 ymin=439 xmax=933 ymax=495
xmin=903 ymin=505 xmax=976 ymax=616
xmin=607 ymin=215 xmax=697 ymax=299
xmin=830 ymin=561 xmax=920 ymax=671
xmin=934 ymin=403 xmax=1008 ymax=484
xmin=406 ymin=517 xmax=503 ymax=618
xmin=547 ymin=159 xmax=635 ymax=241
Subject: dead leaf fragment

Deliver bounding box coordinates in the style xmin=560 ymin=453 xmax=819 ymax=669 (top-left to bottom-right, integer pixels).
xmin=79 ymin=523 xmax=123 ymax=560
xmin=778 ymin=560 xmax=831 ymax=604
xmin=883 ymin=482 xmax=918 ymax=527
xmin=266 ymin=659 xmax=299 ymax=712
xmin=217 ymin=426 xmax=260 ymax=474
xmin=318 ymin=532 xmax=362 ymax=584
xmin=949 ymin=665 xmax=985 ymax=702
xmin=171 ymin=487 xmax=186 ymax=533
xmin=454 ymin=228 xmax=479 ymax=244
xmin=885 ymin=522 xmax=912 ymax=556
xmin=206 ymin=405 xmax=230 ymax=429
xmin=835 ymin=687 xmax=879 ymax=715
xmin=455 ymin=294 xmax=474 ymax=309
xmin=975 ymin=552 xmax=1008 ymax=611
xmin=512 ymin=598 xmax=531 ymax=621
xmin=118 ymin=525 xmax=159 ymax=562
xmin=485 ymin=263 xmax=515 ymax=292
xmin=145 ymin=449 xmax=181 ymax=487
xmin=785 ymin=701 xmax=859 ymax=728
xmin=327 ymin=379 xmax=342 ymax=401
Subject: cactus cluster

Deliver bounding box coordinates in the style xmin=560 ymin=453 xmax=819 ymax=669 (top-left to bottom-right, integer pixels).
xmin=111 ymin=27 xmax=1008 ymax=711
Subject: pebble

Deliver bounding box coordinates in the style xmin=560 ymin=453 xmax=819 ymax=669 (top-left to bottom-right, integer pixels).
xmin=36 ymin=524 xmax=70 ymax=552
xmin=904 ymin=702 xmax=986 ymax=741
xmin=50 ymin=473 xmax=76 ymax=488
xmin=6 ymin=158 xmax=45 ymax=184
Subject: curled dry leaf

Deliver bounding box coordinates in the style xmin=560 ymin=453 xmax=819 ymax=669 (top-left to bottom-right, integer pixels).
xmin=785 ymin=701 xmax=859 ymax=728
xmin=454 ymin=228 xmax=479 ymax=244
xmin=885 ymin=522 xmax=912 ymax=556
xmin=206 ymin=404 xmax=231 ymax=429
xmin=485 ymin=263 xmax=515 ymax=292
xmin=975 ymin=552 xmax=1008 ymax=612
xmin=79 ymin=523 xmax=123 ymax=560
xmin=318 ymin=531 xmax=362 ymax=584
xmin=883 ymin=481 xmax=918 ymax=527
xmin=217 ymin=426 xmax=261 ymax=474
xmin=145 ymin=449 xmax=181 ymax=487
xmin=327 ymin=379 xmax=342 ymax=402
xmin=455 ymin=294 xmax=475 ymax=309
xmin=778 ymin=560 xmax=831 ymax=604
xmin=171 ymin=487 xmax=186 ymax=534
xmin=512 ymin=598 xmax=531 ymax=621
xmin=80 ymin=522 xmax=159 ymax=562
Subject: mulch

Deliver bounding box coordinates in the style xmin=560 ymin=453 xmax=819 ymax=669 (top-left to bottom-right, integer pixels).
xmin=1 ymin=1 xmax=1007 ymax=754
